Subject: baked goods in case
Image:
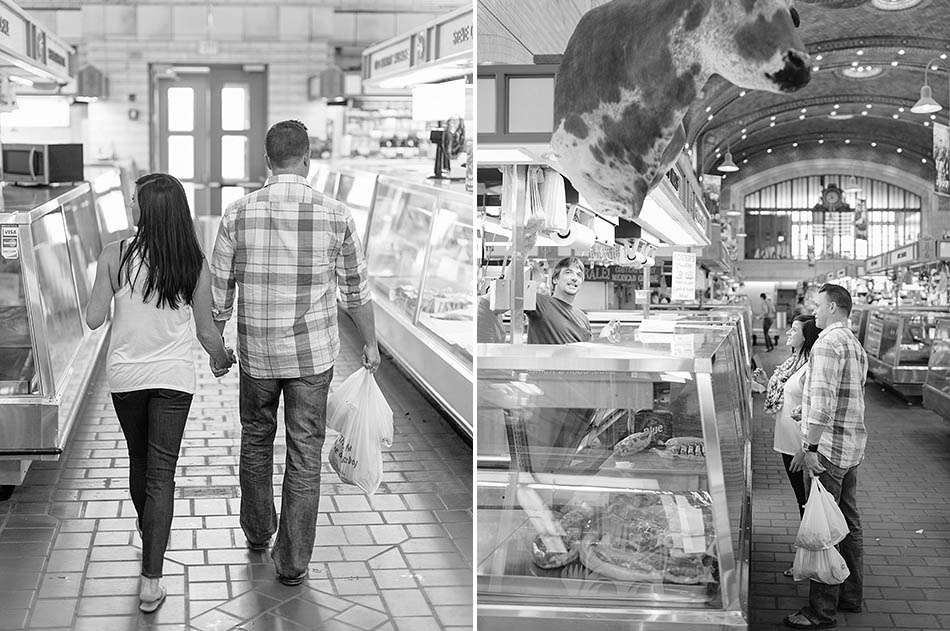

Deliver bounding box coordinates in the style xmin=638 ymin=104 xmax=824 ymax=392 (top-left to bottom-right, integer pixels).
xmin=655 ymin=436 xmax=705 ymax=459
xmin=531 ymin=534 xmax=578 ymax=569
xmin=612 ymin=430 xmax=652 ymax=458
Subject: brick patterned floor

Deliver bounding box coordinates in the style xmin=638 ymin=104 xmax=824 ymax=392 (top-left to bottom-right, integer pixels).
xmin=0 ymin=310 xmax=473 ymax=630
xmin=749 ymin=345 xmax=950 ymax=631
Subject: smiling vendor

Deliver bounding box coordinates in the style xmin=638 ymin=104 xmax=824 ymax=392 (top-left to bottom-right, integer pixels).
xmin=526 ymin=256 xmax=592 ymax=345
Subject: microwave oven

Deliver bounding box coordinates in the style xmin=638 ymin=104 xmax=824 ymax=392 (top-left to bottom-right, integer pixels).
xmin=1 ymin=143 xmax=84 ymax=185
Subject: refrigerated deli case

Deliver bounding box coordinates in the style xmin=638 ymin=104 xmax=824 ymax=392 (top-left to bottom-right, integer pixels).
xmin=310 ymin=163 xmax=473 ymax=436
xmin=864 ymin=308 xmax=948 ymax=398
xmin=923 ymin=317 xmax=950 ymax=420
xmin=477 ymin=323 xmax=752 ymax=630
xmin=0 ymin=169 xmax=132 ymax=486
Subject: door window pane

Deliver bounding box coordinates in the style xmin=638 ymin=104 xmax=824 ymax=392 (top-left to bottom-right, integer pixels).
xmin=221 ymin=186 xmax=245 ymax=212
xmin=181 ymin=181 xmax=196 ymax=217
xmin=168 ymin=136 xmax=195 ymax=179
xmin=507 ymin=76 xmax=554 ymax=133
xmin=221 ymin=85 xmax=250 ymax=131
xmin=167 ymin=88 xmax=195 ymax=132
xmin=221 ymin=135 xmax=248 ymax=180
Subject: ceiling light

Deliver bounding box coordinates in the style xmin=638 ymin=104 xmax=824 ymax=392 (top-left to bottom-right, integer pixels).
xmin=792 ymin=142 xmax=799 ymax=147
xmin=742 ymin=158 xmax=749 ymax=163
xmin=834 ymin=104 xmax=840 ymax=109
xmin=741 ymin=133 xmax=747 ymax=139
xmin=893 ymin=113 xmax=900 ymax=119
xmin=899 ymin=106 xmax=905 ymax=112
xmin=845 ymin=139 xmax=851 ymax=143
xmin=726 ymin=209 xmax=741 ymax=217
xmin=770 ymin=121 xmax=776 ymax=127
xmin=739 ymin=90 xmax=746 ymax=96
xmin=897 ymin=147 xmax=903 ymax=153
xmin=708 ymin=114 xmax=714 ymax=120
xmin=830 ymin=111 xmax=837 ymax=116
xmin=815 ymin=54 xmax=824 ymax=61
xmin=942 ymin=54 xmax=948 ymax=60
xmin=705 ymin=105 xmax=712 ymax=112
xmin=911 ymin=80 xmax=942 ymax=114
xmin=818 ymin=139 xmax=824 ymax=144
xmin=932 ymin=114 xmax=938 ymax=120
xmin=813 ymin=66 xmax=820 ymax=72
xmin=933 ymin=65 xmax=940 ymax=71
xmin=871 ymin=142 xmax=877 ymax=147
xmin=857 ymin=50 xmax=864 ymax=56
xmin=891 ymin=61 xmax=899 ymax=66
xmin=770 ymin=115 xmax=776 ymax=121
xmin=925 ymin=121 xmax=931 ymax=126
xmin=922 ymin=158 xmax=928 ymax=163
xmin=736 ymin=232 xmax=747 ymax=238
xmin=898 ymin=49 xmax=906 ymax=55
xmin=862 ymin=110 xmax=868 ymax=115
xmin=766 ymin=148 xmax=773 ymax=153
xmin=718 ymin=149 xmax=739 ymax=172
xmin=801 ymin=108 xmax=807 ymax=113
xmin=867 ymin=104 xmax=873 ymax=109
xmin=799 ymin=114 xmax=806 ymax=119
xmin=741 ymin=127 xmax=747 ymax=133
xmin=851 ymin=61 xmax=859 ymax=67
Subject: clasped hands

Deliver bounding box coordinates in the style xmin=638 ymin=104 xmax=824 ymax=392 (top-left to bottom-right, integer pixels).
xmin=210 ymin=347 xmax=237 ymax=378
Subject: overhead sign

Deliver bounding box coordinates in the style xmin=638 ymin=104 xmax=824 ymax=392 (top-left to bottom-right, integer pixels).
xmin=367 ymin=39 xmax=411 ymax=79
xmin=890 ymin=243 xmax=917 ymax=266
xmin=671 ymin=251 xmax=697 ymax=301
xmin=0 ymin=4 xmax=28 ymax=59
xmin=866 ymin=255 xmax=884 ymax=273
xmin=437 ymin=10 xmax=473 ymax=59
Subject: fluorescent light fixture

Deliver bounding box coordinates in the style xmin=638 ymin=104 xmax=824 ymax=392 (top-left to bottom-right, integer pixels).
xmin=475 ymin=147 xmax=539 ymax=164
xmin=8 ymin=76 xmax=33 ymax=87
xmin=638 ymin=194 xmax=704 ymax=246
xmin=375 ymin=63 xmax=471 ymax=90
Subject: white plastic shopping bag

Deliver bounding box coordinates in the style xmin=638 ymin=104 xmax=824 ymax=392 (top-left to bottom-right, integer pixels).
xmin=328 ymin=368 xmax=394 ymax=495
xmin=794 ymin=477 xmax=849 ymax=551
xmin=792 ymin=545 xmax=851 ymax=584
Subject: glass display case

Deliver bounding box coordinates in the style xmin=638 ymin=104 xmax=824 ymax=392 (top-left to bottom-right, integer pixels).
xmin=865 ymin=308 xmax=949 ymax=398
xmin=308 ymin=164 xmax=473 ymax=436
xmin=849 ymin=304 xmax=873 ymax=346
xmin=923 ymin=317 xmax=950 ymax=420
xmin=477 ymin=323 xmax=752 ymax=630
xmin=0 ymin=172 xmax=134 ymax=487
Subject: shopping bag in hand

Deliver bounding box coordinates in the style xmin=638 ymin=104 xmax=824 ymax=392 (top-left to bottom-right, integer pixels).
xmin=792 ymin=545 xmax=851 ymax=584
xmin=327 ymin=368 xmax=364 ymax=432
xmin=794 ymin=477 xmax=849 ymax=550
xmin=328 ymin=368 xmax=394 ymax=495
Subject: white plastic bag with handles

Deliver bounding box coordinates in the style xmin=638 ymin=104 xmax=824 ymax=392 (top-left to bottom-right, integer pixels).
xmin=795 ymin=477 xmax=849 ymax=551
xmin=792 ymin=545 xmax=851 ymax=584
xmin=327 ymin=368 xmax=394 ymax=495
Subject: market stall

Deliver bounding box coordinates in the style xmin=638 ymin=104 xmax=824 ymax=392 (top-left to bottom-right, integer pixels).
xmin=864 ymin=307 xmax=949 ymax=398
xmin=0 ymin=166 xmax=132 ymax=490
xmin=922 ymin=316 xmax=950 ymax=420
xmin=477 ymin=322 xmax=751 ymax=630
xmin=310 ymin=162 xmax=473 ymax=437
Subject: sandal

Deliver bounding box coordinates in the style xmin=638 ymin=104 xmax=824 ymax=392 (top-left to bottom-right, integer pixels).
xmin=783 ymin=568 xmax=795 ymax=577
xmin=139 ymin=585 xmax=166 ymax=613
xmin=783 ymin=612 xmax=836 ymax=629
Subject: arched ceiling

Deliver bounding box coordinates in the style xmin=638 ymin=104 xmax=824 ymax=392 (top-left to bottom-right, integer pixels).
xmin=478 ymin=0 xmax=950 ymax=181
xmin=691 ymin=0 xmax=950 ymax=178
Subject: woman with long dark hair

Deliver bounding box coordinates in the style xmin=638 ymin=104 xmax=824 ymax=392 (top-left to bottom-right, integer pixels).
xmin=755 ymin=313 xmax=821 ymax=576
xmin=86 ymin=173 xmax=234 ymax=612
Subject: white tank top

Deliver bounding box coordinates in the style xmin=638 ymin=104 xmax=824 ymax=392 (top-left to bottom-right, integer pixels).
xmin=107 ymin=245 xmax=197 ymax=394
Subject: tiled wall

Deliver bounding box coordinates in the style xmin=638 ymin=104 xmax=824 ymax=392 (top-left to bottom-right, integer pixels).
xmin=15 ymin=3 xmax=447 ymax=173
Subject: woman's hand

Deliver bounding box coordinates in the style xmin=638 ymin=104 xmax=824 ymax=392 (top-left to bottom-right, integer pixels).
xmin=210 ymin=347 xmax=235 ymax=378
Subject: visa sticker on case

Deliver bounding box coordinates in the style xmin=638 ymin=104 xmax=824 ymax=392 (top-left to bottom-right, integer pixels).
xmin=1 ymin=226 xmax=18 ymax=260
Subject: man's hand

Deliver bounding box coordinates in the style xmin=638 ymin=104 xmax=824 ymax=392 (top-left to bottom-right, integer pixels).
xmin=790 ymin=450 xmax=826 ymax=478
xmin=210 ymin=347 xmax=236 ymax=378
xmin=362 ymin=343 xmax=381 ymax=373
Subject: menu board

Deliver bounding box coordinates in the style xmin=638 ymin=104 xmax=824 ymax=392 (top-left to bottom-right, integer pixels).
xmin=671 ymin=251 xmax=697 ymax=301
xmin=864 ymin=316 xmax=884 ymax=358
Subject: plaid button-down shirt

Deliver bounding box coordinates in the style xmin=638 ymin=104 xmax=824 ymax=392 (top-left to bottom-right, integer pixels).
xmin=210 ymin=174 xmax=371 ymax=379
xmin=801 ymin=321 xmax=869 ymax=468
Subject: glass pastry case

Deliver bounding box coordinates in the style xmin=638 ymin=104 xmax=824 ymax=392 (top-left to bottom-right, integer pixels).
xmin=477 ymin=323 xmax=752 ymax=630
xmin=848 ymin=304 xmax=874 ymax=346
xmin=923 ymin=317 xmax=950 ymax=420
xmin=865 ymin=308 xmax=948 ymax=398
xmin=309 ymin=163 xmax=473 ymax=437
xmin=0 ymin=168 xmax=133 ymax=488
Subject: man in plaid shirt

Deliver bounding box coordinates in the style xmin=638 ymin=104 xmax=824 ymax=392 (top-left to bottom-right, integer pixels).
xmin=785 ymin=283 xmax=867 ymax=629
xmin=210 ymin=120 xmax=379 ymax=586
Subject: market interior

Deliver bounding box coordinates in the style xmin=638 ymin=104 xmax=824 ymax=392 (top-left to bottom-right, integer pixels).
xmin=476 ymin=1 xmax=950 ymax=630
xmin=0 ymin=0 xmax=473 ymax=629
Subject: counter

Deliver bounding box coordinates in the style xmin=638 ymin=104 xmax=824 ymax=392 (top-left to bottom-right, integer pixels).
xmin=923 ymin=317 xmax=950 ymax=420
xmin=310 ymin=161 xmax=473 ymax=438
xmin=864 ymin=307 xmax=949 ymax=398
xmin=477 ymin=323 xmax=751 ymax=630
xmin=0 ymin=166 xmax=133 ymax=487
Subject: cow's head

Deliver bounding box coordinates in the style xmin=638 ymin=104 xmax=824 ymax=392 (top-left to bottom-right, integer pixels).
xmin=703 ymin=0 xmax=810 ymax=93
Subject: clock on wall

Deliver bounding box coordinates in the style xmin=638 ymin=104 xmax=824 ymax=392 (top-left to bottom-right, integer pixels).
xmin=821 ymin=184 xmax=845 ymax=211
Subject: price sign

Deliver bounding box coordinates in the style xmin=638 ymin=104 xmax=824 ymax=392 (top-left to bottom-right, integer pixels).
xmin=671 ymin=251 xmax=697 ymax=301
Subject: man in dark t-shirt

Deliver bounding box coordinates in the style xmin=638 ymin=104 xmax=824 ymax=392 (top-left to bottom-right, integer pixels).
xmin=521 ymin=257 xmax=592 ymax=471
xmin=526 ymin=257 xmax=591 ymax=344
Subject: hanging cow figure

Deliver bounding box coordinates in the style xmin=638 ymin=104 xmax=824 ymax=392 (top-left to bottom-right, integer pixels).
xmin=552 ymin=0 xmax=811 ymax=219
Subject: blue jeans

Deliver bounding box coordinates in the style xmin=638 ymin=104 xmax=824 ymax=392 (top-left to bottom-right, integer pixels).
xmin=111 ymin=389 xmax=193 ymax=579
xmin=238 ymin=367 xmax=333 ymax=578
xmin=800 ymin=453 xmax=864 ymax=625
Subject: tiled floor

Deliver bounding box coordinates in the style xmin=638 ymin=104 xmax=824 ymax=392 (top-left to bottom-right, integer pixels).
xmin=0 ymin=310 xmax=473 ymax=630
xmin=750 ymin=346 xmax=950 ymax=631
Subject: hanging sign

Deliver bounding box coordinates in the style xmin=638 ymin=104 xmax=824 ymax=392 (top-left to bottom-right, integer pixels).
xmin=436 ymin=10 xmax=473 ymax=59
xmin=934 ymin=122 xmax=950 ymax=196
xmin=1 ymin=226 xmax=19 ymax=260
xmin=671 ymin=251 xmax=697 ymax=301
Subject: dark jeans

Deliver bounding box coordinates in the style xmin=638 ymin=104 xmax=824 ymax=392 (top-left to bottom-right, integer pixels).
xmin=781 ymin=453 xmax=808 ymax=517
xmin=763 ymin=317 xmax=774 ymax=350
xmin=239 ymin=367 xmax=333 ymax=578
xmin=800 ymin=453 xmax=864 ymax=625
xmin=111 ymin=389 xmax=193 ymax=579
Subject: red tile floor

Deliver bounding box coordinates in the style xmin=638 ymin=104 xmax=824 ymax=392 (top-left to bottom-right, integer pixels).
xmin=749 ymin=347 xmax=950 ymax=631
xmin=0 ymin=311 xmax=473 ymax=630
